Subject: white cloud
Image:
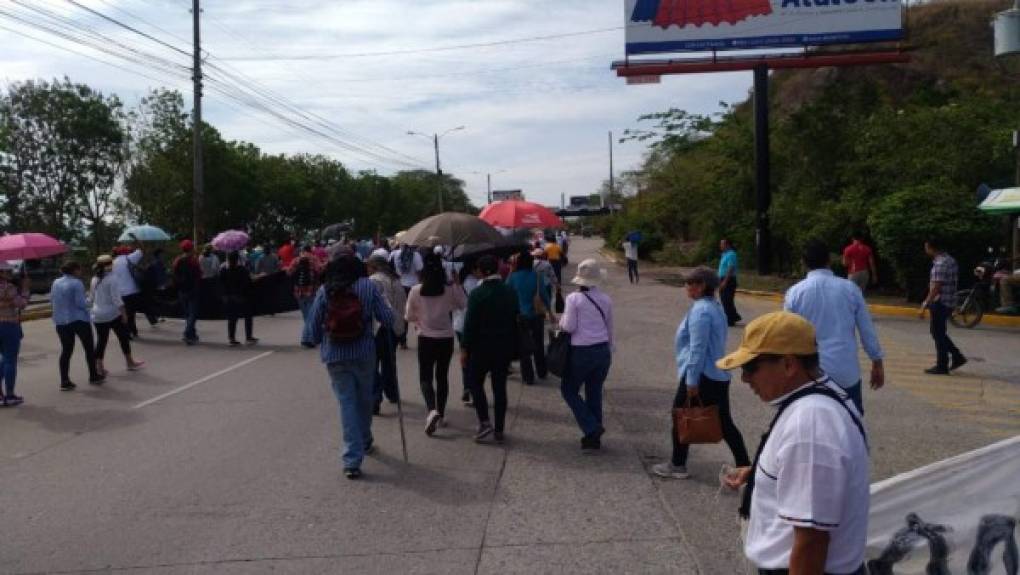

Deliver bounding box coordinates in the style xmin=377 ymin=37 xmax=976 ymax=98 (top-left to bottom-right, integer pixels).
xmin=0 ymin=0 xmax=756 ymax=206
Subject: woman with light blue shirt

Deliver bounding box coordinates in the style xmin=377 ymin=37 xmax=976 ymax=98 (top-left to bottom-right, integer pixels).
xmin=652 ymin=266 xmax=750 ymax=480
xmin=50 ymin=261 xmax=104 ymax=390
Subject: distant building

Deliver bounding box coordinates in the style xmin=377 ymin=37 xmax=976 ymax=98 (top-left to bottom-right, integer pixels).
xmin=492 ymin=189 xmax=524 ymax=202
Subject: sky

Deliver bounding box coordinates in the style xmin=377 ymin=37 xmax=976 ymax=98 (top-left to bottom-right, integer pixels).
xmin=0 ymin=0 xmax=757 ymax=208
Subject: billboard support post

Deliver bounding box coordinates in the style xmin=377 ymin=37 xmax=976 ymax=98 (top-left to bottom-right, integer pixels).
xmin=754 ymin=64 xmax=771 ymax=276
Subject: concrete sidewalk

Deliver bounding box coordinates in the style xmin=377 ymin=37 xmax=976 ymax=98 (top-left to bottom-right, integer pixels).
xmin=600 ymin=249 xmax=1020 ymax=328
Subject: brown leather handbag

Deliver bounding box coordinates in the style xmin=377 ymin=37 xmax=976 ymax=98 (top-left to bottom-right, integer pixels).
xmin=672 ymin=397 xmax=723 ymax=444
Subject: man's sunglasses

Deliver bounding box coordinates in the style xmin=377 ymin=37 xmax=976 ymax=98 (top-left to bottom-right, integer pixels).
xmin=742 ymin=354 xmax=781 ymax=375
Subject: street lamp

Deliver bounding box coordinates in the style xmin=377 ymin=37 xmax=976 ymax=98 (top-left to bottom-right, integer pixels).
xmin=407 ymin=126 xmax=465 ymax=213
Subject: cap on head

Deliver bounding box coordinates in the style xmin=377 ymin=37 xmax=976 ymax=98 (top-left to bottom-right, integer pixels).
xmin=179 ymin=239 xmax=194 ymax=252
xmin=716 ymin=311 xmax=817 ymax=371
xmin=96 ymin=254 xmax=114 ymax=266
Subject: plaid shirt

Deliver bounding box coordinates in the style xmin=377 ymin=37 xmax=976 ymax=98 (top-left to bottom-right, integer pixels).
xmin=930 ymin=253 xmax=958 ymax=309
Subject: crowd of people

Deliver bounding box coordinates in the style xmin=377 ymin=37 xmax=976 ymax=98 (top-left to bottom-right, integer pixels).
xmin=0 ymin=224 xmax=987 ymax=574
xmin=296 ymin=232 xmax=603 ymax=479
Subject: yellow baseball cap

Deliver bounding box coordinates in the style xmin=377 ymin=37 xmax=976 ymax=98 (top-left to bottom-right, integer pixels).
xmin=716 ymin=311 xmax=817 ymax=370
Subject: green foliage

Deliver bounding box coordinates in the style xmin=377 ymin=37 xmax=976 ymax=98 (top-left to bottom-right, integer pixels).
xmin=0 ymin=78 xmax=128 ymax=249
xmin=603 ymin=0 xmax=1020 ymax=293
xmin=868 ymin=181 xmax=999 ymax=300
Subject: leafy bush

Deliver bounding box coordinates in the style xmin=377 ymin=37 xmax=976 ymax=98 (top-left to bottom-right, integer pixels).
xmin=868 ymin=181 xmax=999 ymax=301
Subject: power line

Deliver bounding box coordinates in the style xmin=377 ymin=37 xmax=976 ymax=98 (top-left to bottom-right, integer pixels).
xmin=216 ymin=26 xmax=626 ymax=61
xmin=2 ymin=2 xmax=430 ymax=171
xmin=64 ymin=0 xmax=192 ymax=57
xmin=0 ymin=22 xmax=191 ymax=88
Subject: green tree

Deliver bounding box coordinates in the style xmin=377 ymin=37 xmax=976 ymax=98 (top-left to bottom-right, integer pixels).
xmin=1 ymin=78 xmax=127 ymax=244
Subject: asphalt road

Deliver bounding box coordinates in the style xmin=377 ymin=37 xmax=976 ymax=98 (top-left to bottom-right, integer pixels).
xmin=1 ymin=237 xmax=1017 ymax=574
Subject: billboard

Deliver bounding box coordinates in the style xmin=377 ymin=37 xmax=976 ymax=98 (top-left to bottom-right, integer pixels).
xmin=625 ymin=0 xmax=903 ymax=55
xmin=492 ymin=189 xmax=523 ymax=202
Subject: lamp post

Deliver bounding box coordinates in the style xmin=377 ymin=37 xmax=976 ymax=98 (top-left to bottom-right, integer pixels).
xmin=408 ymin=126 xmax=465 ymax=213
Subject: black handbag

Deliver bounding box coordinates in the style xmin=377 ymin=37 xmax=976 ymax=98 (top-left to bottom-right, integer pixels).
xmin=546 ymin=329 xmax=571 ymax=378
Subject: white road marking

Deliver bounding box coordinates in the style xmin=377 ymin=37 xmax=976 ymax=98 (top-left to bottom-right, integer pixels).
xmin=133 ymin=351 xmax=275 ymax=409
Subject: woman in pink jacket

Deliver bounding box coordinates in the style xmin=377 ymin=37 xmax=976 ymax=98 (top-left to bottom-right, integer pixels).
xmin=405 ymin=252 xmax=466 ymax=435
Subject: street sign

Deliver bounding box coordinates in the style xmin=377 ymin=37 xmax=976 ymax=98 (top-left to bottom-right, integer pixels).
xmin=626 ymin=75 xmax=661 ymax=85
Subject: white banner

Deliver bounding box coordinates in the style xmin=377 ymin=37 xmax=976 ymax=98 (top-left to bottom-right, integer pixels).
xmin=625 ymin=0 xmax=904 ymax=55
xmin=867 ymin=435 xmax=1020 ymax=575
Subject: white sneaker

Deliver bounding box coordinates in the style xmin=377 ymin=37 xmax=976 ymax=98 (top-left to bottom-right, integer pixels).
xmin=651 ymin=462 xmax=690 ymax=479
xmin=425 ymin=410 xmax=441 ymax=436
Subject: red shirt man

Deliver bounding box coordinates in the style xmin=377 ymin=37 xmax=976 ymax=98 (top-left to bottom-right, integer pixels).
xmin=842 ymin=237 xmax=877 ymax=291
xmin=277 ymin=241 xmax=296 ymax=268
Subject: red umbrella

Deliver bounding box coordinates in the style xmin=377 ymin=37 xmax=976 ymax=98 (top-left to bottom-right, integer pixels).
xmin=479 ymin=200 xmax=564 ymax=229
xmin=0 ymin=233 xmax=69 ymax=261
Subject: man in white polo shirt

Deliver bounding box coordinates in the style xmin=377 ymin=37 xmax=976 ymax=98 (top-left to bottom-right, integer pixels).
xmin=719 ymin=311 xmax=869 ymax=575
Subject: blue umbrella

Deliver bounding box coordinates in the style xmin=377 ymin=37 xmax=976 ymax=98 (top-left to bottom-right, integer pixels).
xmin=119 ymin=225 xmax=171 ymax=242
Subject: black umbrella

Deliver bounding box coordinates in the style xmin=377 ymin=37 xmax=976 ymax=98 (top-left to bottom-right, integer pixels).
xmin=402 ymin=212 xmax=504 ymax=249
xmin=322 ymin=222 xmax=352 ymax=240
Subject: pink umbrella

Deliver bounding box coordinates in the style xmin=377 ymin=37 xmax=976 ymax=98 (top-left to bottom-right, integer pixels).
xmin=211 ymin=230 xmax=250 ymax=252
xmin=0 ymin=233 xmax=69 ymax=261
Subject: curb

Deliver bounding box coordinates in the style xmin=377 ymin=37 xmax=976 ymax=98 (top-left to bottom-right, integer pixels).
xmin=737 ymin=289 xmax=1020 ymax=328
xmin=597 ymin=249 xmax=1020 ymax=328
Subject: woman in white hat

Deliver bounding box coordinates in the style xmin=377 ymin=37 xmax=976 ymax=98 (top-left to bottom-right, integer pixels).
xmin=90 ymin=255 xmax=145 ymax=376
xmin=557 ymin=258 xmax=613 ymax=452
xmin=0 ymin=261 xmax=29 ymax=406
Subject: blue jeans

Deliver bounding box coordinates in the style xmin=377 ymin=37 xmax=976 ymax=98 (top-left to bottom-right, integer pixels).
xmin=180 ymin=292 xmax=199 ymax=341
xmin=928 ymin=302 xmax=963 ymax=370
xmin=327 ymin=356 xmax=376 ymax=470
xmin=560 ymin=343 xmax=611 ymax=436
xmin=844 ymin=381 xmax=864 ymax=416
xmin=0 ymin=322 xmax=23 ymax=396
xmin=298 ymin=296 xmax=314 ymax=323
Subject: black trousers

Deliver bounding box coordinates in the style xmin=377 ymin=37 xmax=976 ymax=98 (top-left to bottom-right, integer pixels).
xmin=720 ymin=278 xmax=741 ymax=325
xmin=519 ymin=315 xmax=547 ymax=383
xmin=122 ymin=293 xmax=144 ymax=336
xmin=929 ymin=303 xmax=963 ymax=370
xmin=95 ymin=318 xmax=132 ymax=360
xmin=627 ymin=258 xmax=639 ymax=283
xmin=56 ymin=321 xmax=100 ymax=383
xmin=469 ymin=351 xmax=510 ymax=433
xmin=418 ymin=335 xmax=454 ymax=416
xmin=224 ymin=297 xmax=253 ymax=341
xmin=672 ymin=377 xmax=750 ymax=468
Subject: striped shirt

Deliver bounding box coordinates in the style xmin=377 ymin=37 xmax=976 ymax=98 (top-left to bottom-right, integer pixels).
xmin=302 ymin=278 xmax=393 ymax=364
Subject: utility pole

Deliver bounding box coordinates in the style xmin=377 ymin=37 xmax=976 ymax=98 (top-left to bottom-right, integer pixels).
xmin=433 ymin=134 xmax=443 ymax=213
xmin=191 ymin=0 xmax=204 ymax=244
xmin=487 ymin=173 xmax=492 ymax=204
xmin=753 ymin=64 xmax=772 ymax=276
xmin=608 ymin=130 xmax=614 ymax=209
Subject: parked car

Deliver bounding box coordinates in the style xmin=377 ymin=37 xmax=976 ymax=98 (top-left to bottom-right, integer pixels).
xmin=12 ymin=257 xmax=62 ymax=294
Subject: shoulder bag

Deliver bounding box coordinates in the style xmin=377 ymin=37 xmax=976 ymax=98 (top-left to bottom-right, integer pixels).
xmin=547 ymin=292 xmax=608 ymax=378
xmin=673 ymin=393 xmax=723 ymax=445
